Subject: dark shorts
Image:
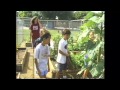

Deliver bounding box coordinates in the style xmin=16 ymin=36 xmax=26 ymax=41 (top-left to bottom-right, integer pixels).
xmin=57 ymin=62 xmax=67 ymax=72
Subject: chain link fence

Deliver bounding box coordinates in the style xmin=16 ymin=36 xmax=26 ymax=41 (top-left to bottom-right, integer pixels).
xmin=16 ymin=17 xmax=84 ymax=47
xmin=16 ymin=17 xmax=24 ymax=47
xmin=20 ymin=17 xmax=84 ymax=30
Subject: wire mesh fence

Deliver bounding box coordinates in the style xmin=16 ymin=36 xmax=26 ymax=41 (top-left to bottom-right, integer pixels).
xmin=16 ymin=17 xmax=84 ymax=47
xmin=16 ymin=18 xmax=24 ymax=47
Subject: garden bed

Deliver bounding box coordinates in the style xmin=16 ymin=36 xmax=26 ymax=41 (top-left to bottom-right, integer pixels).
xmin=16 ymin=48 xmax=28 ymax=72
xmin=26 ymin=42 xmax=32 ymax=47
xmin=49 ymin=58 xmax=81 ymax=79
xmin=16 ymin=72 xmax=20 ymax=79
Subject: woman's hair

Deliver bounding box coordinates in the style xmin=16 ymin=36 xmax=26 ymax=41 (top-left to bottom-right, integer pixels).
xmin=62 ymin=29 xmax=71 ymax=35
xmin=31 ymin=16 xmax=38 ymax=24
xmin=89 ymin=30 xmax=95 ymax=40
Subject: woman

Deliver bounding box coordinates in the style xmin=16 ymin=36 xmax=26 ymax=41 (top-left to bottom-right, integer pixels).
xmin=83 ymin=31 xmax=97 ymax=79
xmin=29 ymin=16 xmax=42 ymax=48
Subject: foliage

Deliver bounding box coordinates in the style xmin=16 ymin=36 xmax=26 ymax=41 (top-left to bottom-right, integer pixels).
xmin=41 ymin=11 xmax=74 ymax=20
xmin=73 ymin=11 xmax=89 ymax=19
xmin=70 ymin=11 xmax=104 ymax=78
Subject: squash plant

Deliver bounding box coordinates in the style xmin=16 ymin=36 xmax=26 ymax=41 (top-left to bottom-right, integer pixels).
xmin=70 ymin=51 xmax=86 ymax=69
xmin=76 ymin=11 xmax=104 ymax=79
xmin=51 ymin=35 xmax=62 ymax=59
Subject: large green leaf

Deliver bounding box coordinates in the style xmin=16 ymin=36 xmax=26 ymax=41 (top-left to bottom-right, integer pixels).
xmin=77 ymin=29 xmax=90 ymax=42
xmin=89 ymin=16 xmax=100 ymax=23
xmin=90 ymin=61 xmax=104 ymax=77
xmin=91 ymin=11 xmax=103 ymax=14
xmin=85 ymin=12 xmax=95 ymax=20
xmin=94 ymin=27 xmax=101 ymax=34
xmin=98 ymin=14 xmax=104 ymax=23
xmin=90 ymin=67 xmax=98 ymax=77
xmin=84 ymin=20 xmax=96 ymax=28
xmin=87 ymin=41 xmax=104 ymax=60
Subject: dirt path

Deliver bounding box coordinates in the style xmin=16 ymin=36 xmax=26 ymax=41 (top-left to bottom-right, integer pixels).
xmin=19 ymin=47 xmax=34 ymax=79
xmin=19 ymin=47 xmax=52 ymax=79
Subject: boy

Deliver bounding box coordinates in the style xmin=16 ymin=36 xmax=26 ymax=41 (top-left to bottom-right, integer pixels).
xmin=56 ymin=29 xmax=71 ymax=79
xmin=34 ymin=32 xmax=51 ymax=78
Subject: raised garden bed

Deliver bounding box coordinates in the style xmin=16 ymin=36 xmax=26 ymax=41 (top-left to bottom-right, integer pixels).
xmin=26 ymin=42 xmax=32 ymax=47
xmin=49 ymin=58 xmax=81 ymax=79
xmin=16 ymin=48 xmax=28 ymax=72
xmin=16 ymin=72 xmax=20 ymax=79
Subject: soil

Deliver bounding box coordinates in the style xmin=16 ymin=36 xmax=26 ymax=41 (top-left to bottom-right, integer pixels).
xmin=49 ymin=58 xmax=81 ymax=79
xmin=19 ymin=48 xmax=34 ymax=79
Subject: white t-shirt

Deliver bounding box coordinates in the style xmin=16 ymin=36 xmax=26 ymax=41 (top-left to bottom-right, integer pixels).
xmin=34 ymin=43 xmax=50 ymax=63
xmin=57 ymin=38 xmax=68 ymax=64
xmin=34 ymin=43 xmax=50 ymax=71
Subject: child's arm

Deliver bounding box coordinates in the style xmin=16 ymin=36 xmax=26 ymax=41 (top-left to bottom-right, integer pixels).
xmin=34 ymin=58 xmax=40 ymax=73
xmin=59 ymin=50 xmax=69 ymax=56
xmin=68 ymin=51 xmax=70 ymax=54
xmin=34 ymin=48 xmax=41 ymax=73
xmin=58 ymin=41 xmax=69 ymax=56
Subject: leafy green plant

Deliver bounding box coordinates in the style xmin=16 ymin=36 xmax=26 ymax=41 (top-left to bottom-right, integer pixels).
xmin=74 ymin=11 xmax=104 ymax=78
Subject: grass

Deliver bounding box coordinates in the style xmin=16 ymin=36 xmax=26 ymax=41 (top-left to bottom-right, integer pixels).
xmin=48 ymin=29 xmax=80 ymax=40
xmin=23 ymin=29 xmax=31 ymax=42
xmin=16 ymin=29 xmax=30 ymax=47
xmin=16 ymin=29 xmax=80 ymax=47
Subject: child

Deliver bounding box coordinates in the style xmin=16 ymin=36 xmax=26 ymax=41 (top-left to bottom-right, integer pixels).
xmin=29 ymin=16 xmax=42 ymax=48
xmin=34 ymin=32 xmax=51 ymax=78
xmin=33 ymin=28 xmax=50 ymax=48
xmin=55 ymin=29 xmax=71 ymax=79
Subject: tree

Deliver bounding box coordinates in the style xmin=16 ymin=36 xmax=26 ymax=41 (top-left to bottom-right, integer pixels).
xmin=73 ymin=11 xmax=89 ymax=19
xmin=18 ymin=11 xmax=74 ymax=20
xmin=32 ymin=11 xmax=43 ymax=19
xmin=18 ymin=11 xmax=32 ymax=17
xmin=41 ymin=11 xmax=74 ymax=20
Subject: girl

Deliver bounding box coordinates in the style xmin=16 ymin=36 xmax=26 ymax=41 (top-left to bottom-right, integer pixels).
xmin=29 ymin=16 xmax=42 ymax=48
xmin=34 ymin=32 xmax=51 ymax=78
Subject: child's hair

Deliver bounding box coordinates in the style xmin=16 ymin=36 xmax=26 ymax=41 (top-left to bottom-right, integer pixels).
xmin=31 ymin=16 xmax=38 ymax=24
xmin=40 ymin=28 xmax=50 ymax=37
xmin=62 ymin=29 xmax=71 ymax=35
xmin=41 ymin=28 xmax=51 ymax=40
xmin=33 ymin=28 xmax=50 ymax=47
xmin=41 ymin=33 xmax=51 ymax=41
